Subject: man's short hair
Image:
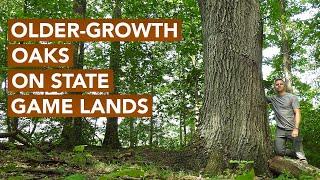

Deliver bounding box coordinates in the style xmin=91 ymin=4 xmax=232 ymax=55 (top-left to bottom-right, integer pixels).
xmin=274 ymin=78 xmax=287 ymax=89
xmin=274 ymin=78 xmax=285 ymax=83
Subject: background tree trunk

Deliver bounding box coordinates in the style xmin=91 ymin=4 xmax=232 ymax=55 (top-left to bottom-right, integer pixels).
xmin=197 ymin=0 xmax=272 ymax=174
xmin=102 ymin=0 xmax=122 ymax=149
xmin=179 ymin=110 xmax=183 ymax=148
xmin=149 ymin=115 xmax=154 ymax=146
xmin=129 ymin=118 xmax=135 ymax=148
xmin=279 ymin=0 xmax=293 ymax=93
xmin=60 ymin=0 xmax=86 ymax=147
xmin=8 ymin=0 xmax=30 ymax=142
xmin=148 ymin=51 xmax=155 ymax=147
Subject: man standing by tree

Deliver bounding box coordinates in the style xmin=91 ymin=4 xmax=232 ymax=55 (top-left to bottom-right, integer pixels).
xmin=267 ymin=78 xmax=307 ymax=163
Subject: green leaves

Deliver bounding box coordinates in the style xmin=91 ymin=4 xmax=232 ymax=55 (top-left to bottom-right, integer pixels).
xmin=73 ymin=145 xmax=86 ymax=153
xmin=235 ymin=169 xmax=255 ymax=180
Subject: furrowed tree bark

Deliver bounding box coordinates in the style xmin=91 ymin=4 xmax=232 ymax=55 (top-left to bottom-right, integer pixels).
xmin=197 ymin=0 xmax=272 ymax=175
xmin=102 ymin=0 xmax=122 ymax=149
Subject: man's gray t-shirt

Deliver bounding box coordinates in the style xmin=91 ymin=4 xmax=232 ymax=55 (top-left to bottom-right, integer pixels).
xmin=267 ymin=93 xmax=300 ymax=130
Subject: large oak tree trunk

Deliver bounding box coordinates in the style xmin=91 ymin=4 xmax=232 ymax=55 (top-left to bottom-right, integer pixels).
xmin=197 ymin=0 xmax=272 ymax=174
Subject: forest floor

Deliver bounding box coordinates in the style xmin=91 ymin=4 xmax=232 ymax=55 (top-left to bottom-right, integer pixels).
xmin=0 ymin=145 xmax=208 ymax=179
xmin=0 ymin=145 xmax=317 ymax=179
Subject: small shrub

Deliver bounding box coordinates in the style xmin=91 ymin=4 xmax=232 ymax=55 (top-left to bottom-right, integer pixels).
xmin=73 ymin=145 xmax=86 ymax=153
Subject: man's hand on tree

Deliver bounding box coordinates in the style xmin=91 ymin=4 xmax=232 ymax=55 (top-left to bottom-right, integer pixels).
xmin=292 ymin=128 xmax=299 ymax=137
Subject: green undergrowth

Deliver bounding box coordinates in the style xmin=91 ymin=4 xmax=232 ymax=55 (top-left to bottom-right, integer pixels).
xmin=0 ymin=146 xmax=201 ymax=179
xmin=62 ymin=163 xmax=199 ymax=179
xmin=304 ymin=144 xmax=320 ymax=168
xmin=273 ymin=173 xmax=320 ymax=180
xmin=1 ymin=146 xmax=320 ymax=179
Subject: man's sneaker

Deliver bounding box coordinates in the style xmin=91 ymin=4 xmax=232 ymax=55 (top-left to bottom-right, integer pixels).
xmin=300 ymin=159 xmax=308 ymax=164
xmin=296 ymin=152 xmax=308 ymax=164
